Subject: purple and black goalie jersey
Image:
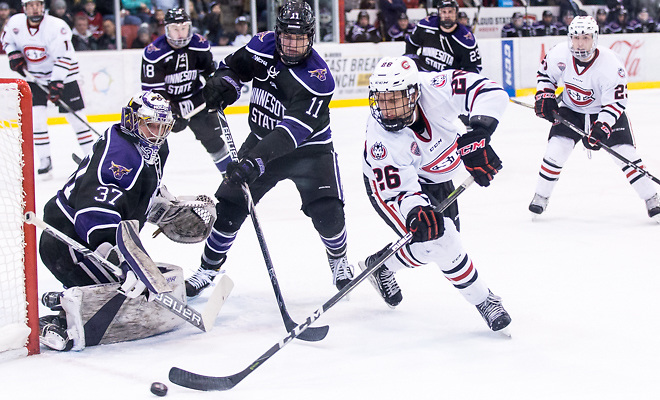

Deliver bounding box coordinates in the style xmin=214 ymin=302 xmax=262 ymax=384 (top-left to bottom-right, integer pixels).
xmin=52 ymin=125 xmax=168 ymax=249
xmin=141 ymin=34 xmax=215 ymax=118
xmin=221 ymin=31 xmax=335 ymax=156
xmin=405 ymin=16 xmax=481 ymax=73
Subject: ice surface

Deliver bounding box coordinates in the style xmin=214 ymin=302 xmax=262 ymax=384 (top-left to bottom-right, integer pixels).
xmin=1 ymin=90 xmax=659 ymax=399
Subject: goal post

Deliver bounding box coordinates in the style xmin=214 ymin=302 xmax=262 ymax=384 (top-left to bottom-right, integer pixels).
xmin=0 ymin=78 xmax=39 ymax=358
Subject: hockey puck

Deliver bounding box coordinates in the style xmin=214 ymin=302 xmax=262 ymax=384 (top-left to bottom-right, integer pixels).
xmin=150 ymin=382 xmax=168 ymax=397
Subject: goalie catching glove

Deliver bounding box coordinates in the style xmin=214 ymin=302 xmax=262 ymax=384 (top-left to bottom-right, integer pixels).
xmin=147 ymin=186 xmax=217 ymax=243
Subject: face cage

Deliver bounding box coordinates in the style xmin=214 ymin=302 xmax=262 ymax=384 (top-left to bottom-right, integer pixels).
xmin=276 ymin=30 xmax=314 ymax=66
xmin=122 ymin=108 xmax=174 ymax=164
xmin=165 ymin=22 xmax=193 ymax=48
xmin=369 ymin=87 xmax=418 ymax=132
xmin=568 ymin=33 xmax=597 ymax=61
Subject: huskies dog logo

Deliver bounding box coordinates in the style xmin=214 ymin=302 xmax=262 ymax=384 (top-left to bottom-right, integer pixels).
xmin=370 ymin=142 xmax=388 ymax=160
xmin=564 ymin=83 xmax=595 ymax=107
xmin=431 ymin=74 xmax=447 ymax=88
xmin=110 ymin=161 xmax=133 ymax=180
xmin=309 ymin=68 xmax=328 ymax=81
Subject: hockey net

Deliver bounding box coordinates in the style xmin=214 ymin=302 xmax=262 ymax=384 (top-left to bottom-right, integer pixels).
xmin=0 ymin=78 xmax=39 ymax=359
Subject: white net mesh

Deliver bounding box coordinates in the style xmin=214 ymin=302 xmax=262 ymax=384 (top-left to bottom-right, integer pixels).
xmin=0 ymin=81 xmax=30 ymax=355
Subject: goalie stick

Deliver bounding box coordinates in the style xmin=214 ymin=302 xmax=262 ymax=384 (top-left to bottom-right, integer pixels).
xmin=24 ymin=212 xmax=233 ymax=332
xmin=168 ymin=176 xmax=475 ymax=391
xmin=216 ymin=109 xmax=329 ymax=342
xmin=509 ymin=98 xmax=660 ymax=185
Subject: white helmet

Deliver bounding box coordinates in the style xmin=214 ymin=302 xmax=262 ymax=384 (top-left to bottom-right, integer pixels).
xmin=369 ymin=56 xmax=420 ymax=132
xmin=121 ymin=91 xmax=174 ymax=164
xmin=568 ymin=16 xmax=599 ymax=61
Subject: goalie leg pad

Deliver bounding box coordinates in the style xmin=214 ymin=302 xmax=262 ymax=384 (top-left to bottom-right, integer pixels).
xmin=60 ymin=263 xmax=186 ymax=348
xmin=117 ymin=220 xmax=171 ymax=294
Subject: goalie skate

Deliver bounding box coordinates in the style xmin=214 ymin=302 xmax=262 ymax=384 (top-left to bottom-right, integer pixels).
xmin=39 ymin=315 xmax=73 ymax=351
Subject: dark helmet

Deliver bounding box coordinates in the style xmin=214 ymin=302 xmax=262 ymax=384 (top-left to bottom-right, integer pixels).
xmin=358 ymin=10 xmax=369 ymax=20
xmin=433 ymin=0 xmax=458 ymax=9
xmin=164 ymin=8 xmax=193 ymax=48
xmin=543 ymin=10 xmax=553 ymax=18
xmin=435 ymin=0 xmax=458 ymax=29
xmin=275 ymin=0 xmax=315 ymax=66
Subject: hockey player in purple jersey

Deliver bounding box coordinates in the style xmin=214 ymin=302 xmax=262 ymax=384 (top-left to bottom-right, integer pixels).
xmin=141 ymin=8 xmax=231 ymax=173
xmin=405 ymin=0 xmax=481 ymax=73
xmin=185 ymin=0 xmax=354 ymax=298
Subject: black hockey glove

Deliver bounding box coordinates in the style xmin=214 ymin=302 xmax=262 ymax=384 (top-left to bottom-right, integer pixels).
xmin=534 ymin=89 xmax=558 ymax=123
xmin=8 ymin=51 xmax=26 ymax=77
xmin=582 ymin=121 xmax=611 ymax=151
xmin=406 ymin=205 xmax=444 ymax=243
xmin=48 ymin=80 xmax=64 ymax=104
xmin=457 ymin=129 xmax=502 ymax=187
xmin=225 ymin=157 xmax=265 ymax=186
xmin=203 ymin=72 xmax=242 ymax=110
xmin=171 ymin=116 xmax=189 ymax=133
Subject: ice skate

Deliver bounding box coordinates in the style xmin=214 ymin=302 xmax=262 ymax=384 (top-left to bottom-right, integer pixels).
xmin=528 ymin=193 xmax=549 ymax=216
xmin=39 ymin=315 xmax=73 ymax=351
xmin=41 ymin=291 xmax=63 ymax=311
xmin=37 ymin=156 xmax=52 ymax=180
xmin=327 ymin=254 xmax=354 ymax=290
xmin=358 ymin=252 xmax=402 ymax=308
xmin=185 ymin=255 xmax=226 ymax=299
xmin=476 ymin=290 xmax=511 ymax=335
xmin=645 ymin=194 xmax=660 ymax=223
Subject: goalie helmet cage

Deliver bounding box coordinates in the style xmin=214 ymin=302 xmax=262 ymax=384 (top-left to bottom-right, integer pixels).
xmin=0 ymin=78 xmax=39 ymax=358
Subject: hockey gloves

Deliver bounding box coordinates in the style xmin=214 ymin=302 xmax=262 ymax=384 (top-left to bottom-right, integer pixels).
xmin=535 ymin=89 xmax=558 ymax=122
xmin=406 ymin=205 xmax=444 ymax=243
xmin=457 ymin=128 xmax=502 ymax=187
xmin=582 ymin=121 xmax=611 ymax=151
xmin=48 ymin=80 xmax=64 ymax=104
xmin=226 ymin=157 xmax=265 ymax=186
xmin=203 ymin=71 xmax=242 ymax=110
xmin=172 ymin=116 xmax=189 ymax=133
xmin=8 ymin=51 xmax=26 ymax=77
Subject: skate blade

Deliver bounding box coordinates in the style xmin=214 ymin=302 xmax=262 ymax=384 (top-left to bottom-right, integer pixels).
xmin=496 ymin=326 xmax=512 ymax=338
xmin=38 ymin=171 xmax=53 ymax=181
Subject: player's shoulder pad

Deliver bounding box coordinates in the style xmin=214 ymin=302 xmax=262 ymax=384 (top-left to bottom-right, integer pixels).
xmin=143 ymin=36 xmax=174 ymax=62
xmin=288 ymin=49 xmax=335 ymax=96
xmin=98 ymin=125 xmax=145 ymax=189
xmin=188 ymin=33 xmax=211 ymax=51
xmin=417 ymin=15 xmax=438 ymax=30
xmin=245 ymin=31 xmax=277 ymax=59
xmin=451 ymin=24 xmax=477 ymax=47
xmin=595 ymin=47 xmax=627 ymax=77
xmin=5 ymin=13 xmax=26 ymax=30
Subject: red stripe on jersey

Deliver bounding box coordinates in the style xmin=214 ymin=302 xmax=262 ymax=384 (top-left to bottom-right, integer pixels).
xmin=604 ymin=103 xmax=622 ymax=118
xmin=371 ymin=180 xmax=406 ymax=232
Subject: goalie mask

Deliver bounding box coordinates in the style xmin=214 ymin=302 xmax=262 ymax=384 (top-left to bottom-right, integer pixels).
xmin=275 ymin=0 xmax=315 ymax=66
xmin=568 ymin=16 xmax=598 ymax=61
xmin=369 ymin=56 xmax=420 ymax=132
xmin=164 ymin=8 xmax=193 ymax=49
xmin=121 ymin=91 xmax=174 ymax=165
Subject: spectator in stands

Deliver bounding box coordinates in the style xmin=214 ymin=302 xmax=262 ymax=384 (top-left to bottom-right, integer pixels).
xmin=152 ymin=0 xmax=178 ymax=13
xmin=501 ymin=12 xmax=533 ymax=37
xmin=595 ymin=8 xmax=608 ymax=32
xmin=149 ymin=8 xmax=166 ymax=32
xmin=559 ymin=0 xmax=583 ymax=21
xmin=533 ymin=10 xmax=559 ymax=36
xmin=77 ymin=0 xmax=102 ymax=39
xmin=71 ymin=13 xmax=97 ymax=50
xmin=603 ymin=5 xmax=628 ymax=33
xmin=557 ymin=9 xmax=575 ymax=35
xmin=379 ymin=0 xmax=407 ymax=36
xmin=0 ymin=2 xmax=11 ymax=33
xmin=230 ymin=15 xmax=250 ymax=46
xmin=122 ymin=0 xmax=150 ymax=23
xmin=387 ymin=12 xmax=414 ymax=41
xmin=627 ymin=7 xmax=657 ymax=32
xmin=96 ymin=17 xmax=127 ymax=49
xmin=359 ymin=0 xmax=376 ymax=8
xmin=49 ymin=0 xmax=73 ymax=28
xmin=457 ymin=10 xmax=469 ymax=29
xmin=319 ymin=7 xmax=333 ymax=41
xmin=631 ymin=0 xmax=657 ymax=20
xmin=346 ymin=9 xmax=381 ymax=42
xmin=201 ymin=1 xmax=228 ymax=45
xmin=131 ymin=23 xmax=152 ymax=48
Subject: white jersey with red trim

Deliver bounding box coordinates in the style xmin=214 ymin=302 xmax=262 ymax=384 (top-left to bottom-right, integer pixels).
xmin=537 ymin=42 xmax=628 ymax=127
xmin=1 ymin=13 xmax=79 ymax=84
xmin=363 ymin=69 xmax=508 ymax=221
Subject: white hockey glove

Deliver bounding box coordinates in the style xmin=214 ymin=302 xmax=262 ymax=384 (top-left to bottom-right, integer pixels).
xmin=147 ymin=185 xmax=217 ymax=244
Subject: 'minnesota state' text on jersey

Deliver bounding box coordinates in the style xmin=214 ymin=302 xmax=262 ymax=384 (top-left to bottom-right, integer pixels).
xmin=141 ymin=33 xmax=215 ymax=118
xmin=405 ymin=16 xmax=481 ymax=73
xmin=219 ymin=31 xmax=335 ymax=164
xmin=363 ymin=69 xmax=507 ymax=228
xmin=1 ymin=13 xmax=79 ymax=84
xmin=537 ymin=43 xmax=628 ymax=127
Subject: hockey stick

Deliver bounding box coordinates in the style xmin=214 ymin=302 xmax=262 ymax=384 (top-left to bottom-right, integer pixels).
xmin=508 ymin=98 xmax=660 ymax=185
xmin=168 ymin=175 xmax=475 ymax=391
xmin=215 ymin=109 xmax=329 ymax=342
xmin=471 ymin=0 xmax=482 ymax=32
xmin=24 ymin=211 xmax=233 ymax=332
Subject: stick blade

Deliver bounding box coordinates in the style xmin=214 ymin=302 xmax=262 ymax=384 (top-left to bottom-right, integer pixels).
xmin=169 ymin=367 xmax=238 ymax=391
xmin=295 ymin=324 xmax=329 ymax=342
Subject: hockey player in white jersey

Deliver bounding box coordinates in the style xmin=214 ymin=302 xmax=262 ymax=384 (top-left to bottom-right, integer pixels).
xmin=360 ymin=56 xmax=511 ymax=333
xmin=2 ymin=0 xmax=93 ymax=178
xmin=531 ymin=15 xmax=660 ymax=221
